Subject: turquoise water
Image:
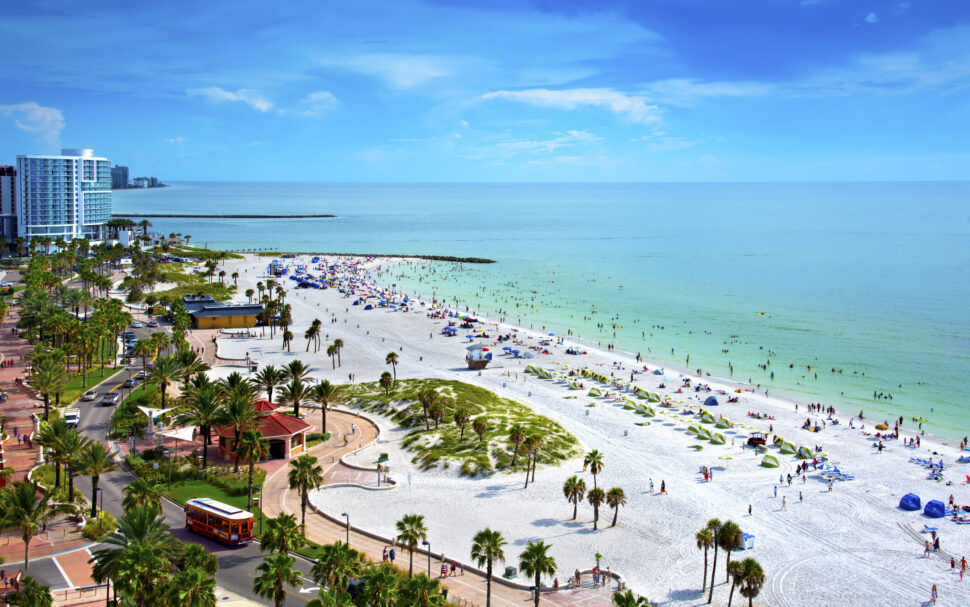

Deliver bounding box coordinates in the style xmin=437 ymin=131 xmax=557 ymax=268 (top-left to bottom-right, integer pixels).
xmin=114 ymin=182 xmax=970 ymax=439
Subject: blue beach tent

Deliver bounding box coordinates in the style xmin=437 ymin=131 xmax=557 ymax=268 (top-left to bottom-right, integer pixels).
xmin=704 ymin=396 xmax=719 ymax=407
xmin=899 ymin=493 xmax=921 ymax=511
xmin=924 ymin=500 xmax=946 ymax=518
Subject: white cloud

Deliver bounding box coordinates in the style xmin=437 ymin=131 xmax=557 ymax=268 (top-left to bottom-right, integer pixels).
xmin=186 ymin=86 xmax=273 ymax=112
xmin=642 ymin=79 xmax=772 ymax=106
xmin=330 ymin=54 xmax=451 ymax=89
xmin=865 ymin=12 xmax=879 ymax=24
xmin=0 ymin=101 xmax=64 ymax=150
xmin=289 ymin=91 xmax=338 ymax=117
xmin=165 ymin=136 xmax=186 ymax=144
xmin=469 ymin=129 xmax=604 ymax=160
xmin=480 ymin=88 xmax=661 ymax=124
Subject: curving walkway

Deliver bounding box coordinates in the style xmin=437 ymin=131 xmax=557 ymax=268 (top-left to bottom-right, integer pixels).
xmin=261 ymin=408 xmax=619 ymax=607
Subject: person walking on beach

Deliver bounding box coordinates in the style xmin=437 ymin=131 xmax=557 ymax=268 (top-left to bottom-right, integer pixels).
xmin=782 ymin=496 xmax=787 ymax=511
xmin=930 ymin=583 xmax=937 ymax=604
xmin=960 ymin=556 xmax=966 ymax=580
xmin=649 ymin=478 xmax=654 ymax=493
xmin=660 ymin=480 xmax=666 ymax=495
xmin=773 ymin=486 xmax=778 ymax=498
xmin=924 ymin=541 xmax=931 ymax=558
xmin=748 ymin=504 xmax=752 ymax=516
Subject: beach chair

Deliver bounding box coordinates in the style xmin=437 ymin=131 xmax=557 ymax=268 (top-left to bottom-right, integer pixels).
xmin=922 ymin=525 xmax=938 ymax=533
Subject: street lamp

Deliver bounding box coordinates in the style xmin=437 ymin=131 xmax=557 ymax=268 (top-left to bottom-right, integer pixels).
xmin=422 ymin=540 xmax=431 ymax=576
xmin=341 ymin=512 xmax=350 ymax=545
xmin=167 ymin=447 xmax=173 ymax=490
xmin=254 ymin=486 xmax=263 ymax=535
xmin=96 ymin=487 xmax=103 ymax=533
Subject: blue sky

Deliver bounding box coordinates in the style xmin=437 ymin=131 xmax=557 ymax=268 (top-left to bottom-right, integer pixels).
xmin=1 ymin=0 xmax=968 ymax=181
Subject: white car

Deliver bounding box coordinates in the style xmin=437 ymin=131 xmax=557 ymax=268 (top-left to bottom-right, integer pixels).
xmin=81 ymin=390 xmax=98 ymax=401
xmin=131 ymin=321 xmax=143 ymax=328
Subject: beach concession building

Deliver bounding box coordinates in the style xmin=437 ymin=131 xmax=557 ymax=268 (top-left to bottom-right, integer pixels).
xmin=182 ymin=294 xmax=264 ymax=329
xmin=216 ymin=400 xmax=311 ymax=460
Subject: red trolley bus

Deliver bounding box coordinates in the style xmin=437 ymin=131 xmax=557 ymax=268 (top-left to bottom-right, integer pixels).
xmin=185 ymin=498 xmax=254 ymax=545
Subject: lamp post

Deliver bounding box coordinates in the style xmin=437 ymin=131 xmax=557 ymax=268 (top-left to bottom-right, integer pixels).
xmin=422 ymin=540 xmax=431 ymax=576
xmin=339 ymin=512 xmax=350 ymax=545
xmin=96 ymin=487 xmax=103 ymax=533
xmin=254 ymin=486 xmax=263 ymax=535
xmin=167 ymin=446 xmax=173 ymax=490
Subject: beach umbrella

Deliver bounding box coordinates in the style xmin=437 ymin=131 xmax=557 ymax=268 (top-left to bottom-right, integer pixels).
xmin=466 ymin=335 xmax=475 ymax=339
xmin=502 ymin=346 xmax=512 ymax=351
xmin=548 ymin=333 xmax=556 ymax=336
xmin=512 ymin=349 xmax=520 ymax=354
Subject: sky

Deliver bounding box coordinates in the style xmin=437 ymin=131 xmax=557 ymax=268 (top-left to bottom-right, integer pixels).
xmin=1 ymin=0 xmax=969 ymax=182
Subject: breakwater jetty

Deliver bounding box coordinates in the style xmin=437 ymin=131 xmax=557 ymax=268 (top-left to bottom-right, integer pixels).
xmin=111 ymin=213 xmax=335 ymax=218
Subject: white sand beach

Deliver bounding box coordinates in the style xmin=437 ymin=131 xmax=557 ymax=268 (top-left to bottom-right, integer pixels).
xmin=205 ymin=253 xmax=970 ymax=606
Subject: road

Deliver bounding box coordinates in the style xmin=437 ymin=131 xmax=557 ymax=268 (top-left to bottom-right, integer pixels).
xmin=72 ymin=315 xmax=317 ymax=606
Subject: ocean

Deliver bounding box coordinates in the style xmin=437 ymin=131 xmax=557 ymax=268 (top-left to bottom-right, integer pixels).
xmin=113 ymin=181 xmax=970 ymax=439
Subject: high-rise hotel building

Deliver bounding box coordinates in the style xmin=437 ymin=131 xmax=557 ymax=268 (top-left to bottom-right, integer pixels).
xmin=0 ymin=166 xmax=15 ymax=242
xmin=15 ymin=148 xmax=112 ymax=242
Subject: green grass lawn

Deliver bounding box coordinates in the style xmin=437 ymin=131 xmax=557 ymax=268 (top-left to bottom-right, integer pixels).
xmin=166 ymin=480 xmax=250 ymax=510
xmin=154 ymin=282 xmax=236 ymax=302
xmin=343 ymin=378 xmax=581 ymax=476
xmin=62 ymin=366 xmax=125 ymax=405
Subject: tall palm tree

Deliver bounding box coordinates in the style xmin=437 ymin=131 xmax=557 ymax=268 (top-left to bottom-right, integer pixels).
xmin=148 ymin=354 xmax=183 ymax=409
xmin=518 ymin=540 xmax=557 ymax=607
xmin=237 ymin=430 xmax=270 ymax=510
xmin=696 ymin=527 xmax=714 ymax=592
xmin=719 ymin=520 xmax=744 ymax=584
xmin=216 ymin=393 xmax=258 ymax=473
xmin=563 ymin=475 xmax=586 ymax=520
xmin=453 ymin=406 xmax=471 ymax=440
xmin=385 ymin=351 xmax=399 ymax=383
xmin=587 ymin=487 xmax=606 ymax=530
xmin=260 ymin=513 xmax=305 ymax=554
xmin=36 ymin=418 xmax=71 ymax=488
xmin=416 ymin=389 xmax=439 ymax=431
xmin=62 ymin=430 xmax=90 ymax=503
xmin=78 ymin=442 xmax=119 ymax=517
xmin=379 ymin=371 xmax=393 ymax=396
xmin=278 ymin=378 xmax=311 ymax=418
xmin=175 ymin=347 xmax=210 ymax=391
xmin=29 ymin=357 xmax=68 ymax=421
xmin=612 ymin=589 xmax=650 ymax=606
xmin=2 ymin=576 xmax=53 ymax=607
xmin=738 ymin=558 xmax=765 ymax=607
xmin=527 ymin=434 xmax=544 ymax=483
xmin=326 ymin=343 xmax=338 ymax=369
xmin=705 ymin=518 xmax=721 ymax=604
xmin=310 ymin=540 xmax=362 ymax=592
xmin=283 ymin=359 xmax=310 ymax=383
xmin=470 ymin=528 xmax=506 ymax=607
xmin=332 ymin=338 xmax=344 ymax=367
xmin=0 ymin=482 xmax=71 ymax=570
xmin=584 ymin=449 xmax=605 ymax=489
xmin=282 ymin=329 xmax=294 ymax=352
xmin=361 ymin=562 xmax=398 ymax=607
xmin=395 ymin=513 xmax=428 ymax=578
xmin=122 ymin=477 xmax=165 ymax=515
xmin=253 ymin=552 xmax=302 ymax=607
xmin=167 ymin=566 xmax=217 ymax=607
xmin=508 ymin=424 xmax=526 ymax=468
xmin=254 ymin=365 xmax=285 ymax=402
xmin=133 ymin=338 xmax=155 ymax=376
xmin=288 ymin=454 xmax=324 ymax=530
xmin=310 ymin=380 xmax=342 ymax=436
xmin=726 ymin=560 xmax=743 ymax=607
xmin=606 ymin=487 xmax=627 ymax=527
xmin=178 ymin=387 xmax=221 ymax=470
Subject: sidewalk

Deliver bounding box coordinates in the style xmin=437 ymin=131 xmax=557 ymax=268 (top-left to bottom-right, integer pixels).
xmin=261 ymin=409 xmax=617 ymax=607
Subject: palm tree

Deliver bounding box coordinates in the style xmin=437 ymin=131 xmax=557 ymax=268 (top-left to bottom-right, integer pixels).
xmin=122 ymin=477 xmax=165 ymax=515
xmin=167 ymin=567 xmax=217 ymax=607
xmin=705 ymin=518 xmax=721 ymax=604
xmin=584 ymin=449 xmax=605 ymax=489
xmin=361 ymin=562 xmax=398 ymax=607
xmin=473 ymin=417 xmax=489 ymax=444
xmin=379 ymin=371 xmax=393 ymax=396
xmin=133 ymin=338 xmax=155 ymax=376
xmin=260 ymin=513 xmax=305 ymax=554
xmin=310 ymin=380 xmax=342 ymax=435
xmin=283 ymin=359 xmax=310 ymax=382
xmin=175 ymin=347 xmax=209 ymax=390
xmin=587 ymin=487 xmax=606 ymax=530
xmin=35 ymin=418 xmax=71 ymax=488
xmin=395 ymin=513 xmax=428 ymax=577
xmin=78 ymin=442 xmax=119 ymax=517
xmin=253 ymin=552 xmax=302 ymax=607
xmin=518 ymin=540 xmax=557 ymax=607
xmin=288 ymin=454 xmax=324 ymax=530
xmin=254 ymin=365 xmax=285 ymax=402
xmin=326 ymin=343 xmax=337 ymax=369
xmin=138 ymin=219 xmax=152 ymax=236
xmin=606 ymin=487 xmax=627 ymax=527
xmin=308 ymin=588 xmax=355 ymax=607
xmin=563 ymin=476 xmax=586 ymax=520
xmin=470 ymin=528 xmax=506 ymax=607
xmin=237 ymin=430 xmax=270 ymax=510
xmin=246 ymin=288 xmax=255 ymax=303
xmin=738 ymin=558 xmax=765 ymax=607
xmin=696 ymin=527 xmax=714 ymax=592
xmin=282 ymin=329 xmax=294 ymax=352
xmin=29 ymin=357 xmax=68 ymax=421
xmin=3 ymin=576 xmax=53 ymax=607
xmin=231 ymin=271 xmax=239 ymax=287
xmin=333 ymin=338 xmax=344 ymax=366
xmin=310 ymin=540 xmax=362 ymax=592
xmin=396 ymin=574 xmax=442 ymax=607
xmin=178 ymin=387 xmax=221 ymax=470
xmin=62 ymin=430 xmax=90 ymax=503
xmin=719 ymin=520 xmax=744 ymax=584
xmin=612 ymin=589 xmax=650 ymax=606
xmin=278 ymin=378 xmax=311 ymax=418
xmin=453 ymin=406 xmax=471 ymax=440
xmin=385 ymin=351 xmax=399 ymax=383
xmin=508 ymin=424 xmax=526 ymax=468
xmin=216 ymin=393 xmax=258 ymax=473
xmin=148 ymin=354 xmax=183 ymax=409
xmin=727 ymin=560 xmax=743 ymax=607
xmin=0 ymin=482 xmax=70 ymax=570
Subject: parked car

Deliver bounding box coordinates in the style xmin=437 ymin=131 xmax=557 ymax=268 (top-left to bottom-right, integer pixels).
xmin=136 ymin=370 xmax=149 ymax=380
xmin=100 ymin=393 xmax=121 ymax=407
xmin=81 ymin=389 xmax=98 ymax=401
xmin=147 ymin=320 xmax=159 ymax=328
xmin=131 ymin=322 xmax=143 ymax=328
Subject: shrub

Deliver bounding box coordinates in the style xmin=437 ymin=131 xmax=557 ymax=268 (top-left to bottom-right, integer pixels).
xmin=82 ymin=511 xmax=118 ymax=541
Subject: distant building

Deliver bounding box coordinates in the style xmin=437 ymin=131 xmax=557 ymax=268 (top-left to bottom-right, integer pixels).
xmin=182 ymin=294 xmax=264 ymax=329
xmin=0 ymin=166 xmax=15 ymax=244
xmin=111 ymin=165 xmax=129 ymax=189
xmin=15 ymin=148 xmax=112 ymax=243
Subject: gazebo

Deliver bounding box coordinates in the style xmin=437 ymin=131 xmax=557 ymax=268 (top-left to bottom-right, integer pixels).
xmin=215 ymin=400 xmax=312 ymax=460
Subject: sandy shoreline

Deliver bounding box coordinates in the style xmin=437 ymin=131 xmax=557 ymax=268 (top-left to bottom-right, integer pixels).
xmin=202 ymin=253 xmax=969 ymax=605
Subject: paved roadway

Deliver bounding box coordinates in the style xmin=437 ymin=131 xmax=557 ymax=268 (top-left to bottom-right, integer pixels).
xmin=72 ymin=316 xmax=317 ymax=606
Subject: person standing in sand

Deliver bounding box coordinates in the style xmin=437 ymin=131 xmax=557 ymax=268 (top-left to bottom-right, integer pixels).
xmin=930 ymin=583 xmax=937 ymax=604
